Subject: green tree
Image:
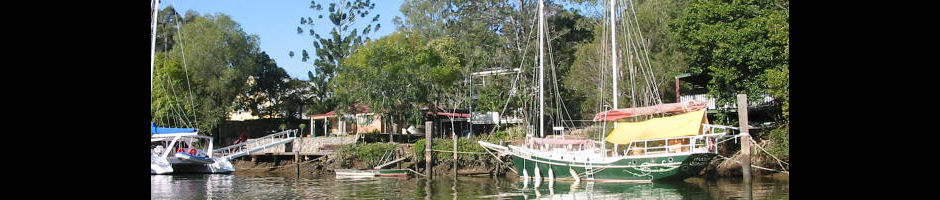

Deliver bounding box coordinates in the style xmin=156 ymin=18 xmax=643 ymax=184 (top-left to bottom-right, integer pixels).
xmin=232 ymin=52 xmax=296 ymax=119
xmin=565 ymin=0 xmax=691 ymax=118
xmin=333 ymin=32 xmax=462 ymax=131
xmin=399 ymin=0 xmax=598 ymax=131
xmin=152 ymin=9 xmax=285 ymax=134
xmin=671 ymin=0 xmax=788 ymax=156
xmin=670 ymin=0 xmax=789 ymax=120
xmin=291 ymin=0 xmax=382 ymax=115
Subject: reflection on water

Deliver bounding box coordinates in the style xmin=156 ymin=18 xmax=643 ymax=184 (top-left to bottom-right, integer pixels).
xmin=151 ymin=173 xmax=788 ymax=199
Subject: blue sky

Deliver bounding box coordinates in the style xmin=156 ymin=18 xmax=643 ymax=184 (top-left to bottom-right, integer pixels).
xmin=160 ymin=0 xmax=405 ymax=80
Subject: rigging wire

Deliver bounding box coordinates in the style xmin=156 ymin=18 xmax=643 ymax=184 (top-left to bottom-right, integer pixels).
xmin=157 ymin=21 xmax=193 ymax=128
xmin=173 ymin=0 xmax=200 ymax=129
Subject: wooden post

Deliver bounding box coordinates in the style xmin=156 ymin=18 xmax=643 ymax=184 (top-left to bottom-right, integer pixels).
xmin=425 ymin=121 xmax=433 ymax=179
xmin=675 ymin=78 xmax=681 ymax=102
xmin=296 ymin=137 xmax=302 ymax=176
xmin=453 ymin=123 xmax=458 ymax=178
xmin=736 ymin=94 xmax=753 ymax=199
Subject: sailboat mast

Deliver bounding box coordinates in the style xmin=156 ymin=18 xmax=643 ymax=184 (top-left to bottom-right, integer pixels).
xmin=609 ymin=0 xmax=619 ymax=156
xmin=151 ymin=0 xmax=160 ymax=96
xmin=609 ymin=0 xmax=617 ymax=111
xmin=538 ymin=0 xmax=545 ymax=138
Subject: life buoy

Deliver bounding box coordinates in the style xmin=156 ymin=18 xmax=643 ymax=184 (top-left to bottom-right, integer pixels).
xmin=189 ymin=148 xmax=198 ymax=155
xmin=177 ymin=148 xmax=185 ymax=153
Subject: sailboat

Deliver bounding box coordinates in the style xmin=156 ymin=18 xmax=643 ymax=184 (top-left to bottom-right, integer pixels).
xmin=150 ymin=0 xmax=234 ymax=175
xmin=477 ymin=0 xmax=735 ymax=181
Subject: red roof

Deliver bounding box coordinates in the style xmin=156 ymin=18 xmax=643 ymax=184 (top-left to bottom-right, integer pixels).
xmin=428 ymin=112 xmax=469 ymax=118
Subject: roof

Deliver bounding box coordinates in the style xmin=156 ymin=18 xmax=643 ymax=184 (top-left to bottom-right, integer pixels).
xmin=308 ymin=103 xmax=377 ymax=119
xmin=428 ymin=112 xmax=470 ymax=118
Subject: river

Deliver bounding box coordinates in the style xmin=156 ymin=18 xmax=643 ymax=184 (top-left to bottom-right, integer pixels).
xmin=151 ymin=173 xmax=788 ymax=199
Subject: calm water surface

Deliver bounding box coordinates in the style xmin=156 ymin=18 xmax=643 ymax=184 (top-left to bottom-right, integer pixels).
xmin=151 ymin=173 xmax=788 ymax=199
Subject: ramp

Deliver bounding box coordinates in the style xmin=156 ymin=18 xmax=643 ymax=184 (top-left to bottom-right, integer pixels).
xmin=213 ymin=129 xmax=298 ymax=160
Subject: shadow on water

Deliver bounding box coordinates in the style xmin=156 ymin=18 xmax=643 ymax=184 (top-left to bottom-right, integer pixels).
xmin=151 ymin=174 xmax=788 ymax=199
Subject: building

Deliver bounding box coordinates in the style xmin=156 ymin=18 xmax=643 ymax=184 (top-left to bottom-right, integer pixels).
xmin=308 ymin=104 xmax=384 ymax=136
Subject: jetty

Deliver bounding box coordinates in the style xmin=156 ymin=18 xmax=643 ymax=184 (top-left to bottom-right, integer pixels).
xmin=213 ymin=129 xmax=359 ymax=162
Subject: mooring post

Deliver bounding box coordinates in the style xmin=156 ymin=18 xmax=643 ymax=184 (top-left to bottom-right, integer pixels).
xmin=737 ymin=94 xmax=753 ymax=199
xmin=425 ymin=121 xmax=433 ymax=179
xmin=453 ymin=125 xmax=458 ymax=178
xmin=296 ymin=137 xmax=302 ymax=176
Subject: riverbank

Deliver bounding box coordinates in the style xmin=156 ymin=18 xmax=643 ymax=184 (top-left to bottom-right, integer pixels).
xmin=231 ymin=151 xmax=788 ymax=182
xmin=232 ymin=129 xmax=788 ymax=180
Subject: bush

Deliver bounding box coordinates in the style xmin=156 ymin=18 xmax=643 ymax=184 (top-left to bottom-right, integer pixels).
xmin=768 ymin=125 xmax=789 ymax=158
xmin=337 ymin=142 xmax=399 ymax=168
xmin=412 ymin=139 xmax=426 ymax=158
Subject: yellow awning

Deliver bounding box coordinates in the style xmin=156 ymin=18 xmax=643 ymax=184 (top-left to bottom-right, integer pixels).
xmin=605 ymin=109 xmax=708 ymax=145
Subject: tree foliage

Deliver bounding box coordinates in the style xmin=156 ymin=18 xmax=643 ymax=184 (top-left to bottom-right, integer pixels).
xmin=152 ymin=9 xmax=296 ymax=133
xmin=333 ymin=32 xmax=462 ymax=128
xmin=565 ymin=0 xmax=692 ymax=118
xmin=292 ymin=0 xmax=382 ymax=115
xmin=670 ymin=0 xmax=789 ymax=121
xmin=398 ymin=0 xmax=596 ymax=131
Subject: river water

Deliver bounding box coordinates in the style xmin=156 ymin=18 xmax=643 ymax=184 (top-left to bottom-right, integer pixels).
xmin=151 ymin=173 xmax=788 ymax=199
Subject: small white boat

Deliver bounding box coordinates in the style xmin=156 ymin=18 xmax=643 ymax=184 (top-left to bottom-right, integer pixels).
xmin=335 ymin=169 xmax=378 ymax=177
xmin=174 ymin=150 xmax=215 ymax=165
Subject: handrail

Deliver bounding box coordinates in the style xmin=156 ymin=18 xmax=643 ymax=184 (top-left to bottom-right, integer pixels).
xmin=213 ymin=129 xmax=298 ymax=157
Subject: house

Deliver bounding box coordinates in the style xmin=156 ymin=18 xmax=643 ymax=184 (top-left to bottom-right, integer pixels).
xmin=675 ymin=73 xmax=775 ymax=112
xmin=674 ymin=73 xmax=780 ymax=128
xmin=308 ymin=104 xmax=384 ymax=136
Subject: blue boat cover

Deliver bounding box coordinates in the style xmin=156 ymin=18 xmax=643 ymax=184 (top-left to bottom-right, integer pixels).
xmin=152 ymin=122 xmax=197 ymax=135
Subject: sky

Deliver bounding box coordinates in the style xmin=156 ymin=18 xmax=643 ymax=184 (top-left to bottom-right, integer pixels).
xmin=160 ymin=0 xmax=405 ymax=80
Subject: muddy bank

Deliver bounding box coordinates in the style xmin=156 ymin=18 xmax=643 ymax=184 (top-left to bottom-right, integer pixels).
xmin=704 ymin=140 xmax=789 ymax=179
xmin=232 ymin=156 xmax=334 ymax=178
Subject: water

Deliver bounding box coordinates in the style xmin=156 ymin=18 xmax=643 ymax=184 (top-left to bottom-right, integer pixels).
xmin=151 ymin=173 xmax=788 ymax=199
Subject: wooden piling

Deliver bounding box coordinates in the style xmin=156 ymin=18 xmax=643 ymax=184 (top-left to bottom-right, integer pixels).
xmin=736 ymin=94 xmax=753 ymax=199
xmin=453 ymin=123 xmax=458 ymax=178
xmin=425 ymin=121 xmax=433 ymax=179
xmin=296 ymin=137 xmax=302 ymax=176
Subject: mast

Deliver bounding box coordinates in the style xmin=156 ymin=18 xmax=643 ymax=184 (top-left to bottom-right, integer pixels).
xmin=609 ymin=0 xmax=617 ymax=111
xmin=538 ymin=0 xmax=545 ymax=138
xmin=609 ymin=0 xmax=620 ymax=156
xmin=151 ymin=0 xmax=160 ymax=98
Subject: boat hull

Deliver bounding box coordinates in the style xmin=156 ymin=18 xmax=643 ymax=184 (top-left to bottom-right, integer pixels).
xmin=335 ymin=169 xmax=409 ymax=178
xmin=510 ymin=153 xmax=715 ymax=181
xmin=158 ymin=156 xmax=235 ymax=174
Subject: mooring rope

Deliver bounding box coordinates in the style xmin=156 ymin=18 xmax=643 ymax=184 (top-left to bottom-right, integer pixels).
xmin=716 ymin=154 xmax=789 ymax=174
xmin=748 ymin=136 xmax=790 ymax=170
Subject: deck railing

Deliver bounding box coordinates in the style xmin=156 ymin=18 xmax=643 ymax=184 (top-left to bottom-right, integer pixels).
xmin=212 ymin=129 xmax=298 ymax=159
xmin=624 ymin=124 xmax=736 ymax=156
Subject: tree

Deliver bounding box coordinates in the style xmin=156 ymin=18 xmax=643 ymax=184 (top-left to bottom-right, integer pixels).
xmin=670 ymin=0 xmax=789 ymax=121
xmin=565 ymin=0 xmax=691 ymax=118
xmin=333 ymin=32 xmax=462 ymax=132
xmin=232 ymin=52 xmax=294 ymax=119
xmin=152 ymin=9 xmax=279 ymax=134
xmin=291 ymin=0 xmax=382 ymax=115
xmin=398 ymin=0 xmax=600 ymax=131
xmin=671 ymin=0 xmax=788 ymax=158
